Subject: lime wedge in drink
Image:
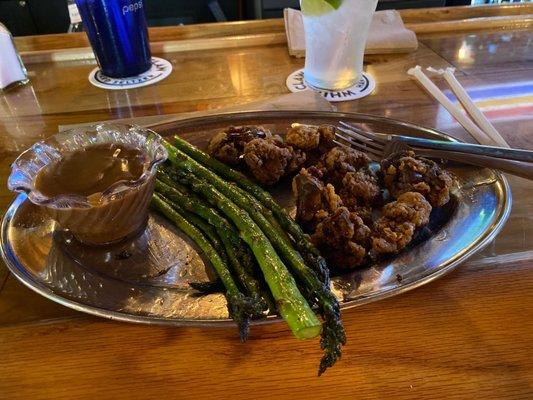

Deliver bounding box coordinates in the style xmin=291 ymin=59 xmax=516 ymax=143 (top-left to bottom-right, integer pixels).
xmin=300 ymin=0 xmax=342 ymax=16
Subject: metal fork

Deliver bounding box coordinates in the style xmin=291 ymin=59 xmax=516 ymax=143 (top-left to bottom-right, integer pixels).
xmin=335 ymin=122 xmax=533 ymax=180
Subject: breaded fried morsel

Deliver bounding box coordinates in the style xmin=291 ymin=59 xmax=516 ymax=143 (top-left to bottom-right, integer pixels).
xmin=339 ymin=170 xmax=381 ymax=210
xmin=381 ymin=150 xmax=453 ymax=207
xmin=371 ymin=192 xmax=432 ymax=255
xmin=318 ymin=146 xmax=371 ymax=184
xmin=285 ymin=124 xmax=336 ymax=152
xmin=292 ymin=167 xmax=341 ymax=230
xmin=381 ymin=191 xmax=432 ymax=227
xmin=244 ymin=136 xmax=305 ymax=185
xmin=311 ymin=207 xmax=371 ymax=270
xmin=371 ymin=220 xmax=416 ymax=255
xmin=207 ymin=125 xmax=271 ymax=165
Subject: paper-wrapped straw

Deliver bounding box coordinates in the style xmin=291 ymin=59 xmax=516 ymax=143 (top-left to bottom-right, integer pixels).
xmin=407 ymin=66 xmax=495 ymax=146
xmin=427 ymin=67 xmax=509 ymax=148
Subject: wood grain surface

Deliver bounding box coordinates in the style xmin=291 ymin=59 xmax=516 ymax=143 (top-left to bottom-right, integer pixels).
xmin=13 ymin=3 xmax=533 ymax=53
xmin=14 ymin=3 xmax=533 ymax=64
xmin=1 ymin=6 xmax=532 ymax=400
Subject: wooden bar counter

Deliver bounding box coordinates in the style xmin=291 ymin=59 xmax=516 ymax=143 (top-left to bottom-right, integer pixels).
xmin=1 ymin=4 xmax=532 ymax=399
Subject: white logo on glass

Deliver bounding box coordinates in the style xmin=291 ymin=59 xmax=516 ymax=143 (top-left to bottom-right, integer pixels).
xmin=122 ymin=0 xmax=143 ymax=15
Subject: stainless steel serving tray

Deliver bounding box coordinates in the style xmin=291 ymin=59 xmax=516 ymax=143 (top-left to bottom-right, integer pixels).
xmin=0 ymin=111 xmax=512 ymax=326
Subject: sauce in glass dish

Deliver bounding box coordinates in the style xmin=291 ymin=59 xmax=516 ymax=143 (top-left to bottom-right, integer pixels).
xmin=35 ymin=143 xmax=148 ymax=199
xmin=8 ymin=124 xmax=167 ymax=245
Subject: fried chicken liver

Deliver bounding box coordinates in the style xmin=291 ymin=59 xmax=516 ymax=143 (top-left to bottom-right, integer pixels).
xmin=207 ymin=125 xmax=271 ymax=165
xmin=292 ymin=167 xmax=342 ymax=230
xmin=311 ymin=207 xmax=371 ymax=270
xmin=243 ymin=136 xmax=306 ymax=185
xmin=339 ymin=170 xmax=381 ymax=210
xmin=381 ymin=150 xmax=453 ymax=207
xmin=285 ymin=124 xmax=336 ymax=152
xmin=371 ymin=192 xmax=432 ymax=255
xmin=318 ymin=146 xmax=371 ymax=184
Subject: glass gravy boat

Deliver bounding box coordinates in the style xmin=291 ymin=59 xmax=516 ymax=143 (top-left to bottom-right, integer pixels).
xmin=8 ymin=123 xmax=167 ymax=245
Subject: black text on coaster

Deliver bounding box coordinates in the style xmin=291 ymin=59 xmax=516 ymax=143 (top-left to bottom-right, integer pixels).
xmin=286 ymin=68 xmax=375 ymax=102
xmin=88 ymin=57 xmax=172 ymax=90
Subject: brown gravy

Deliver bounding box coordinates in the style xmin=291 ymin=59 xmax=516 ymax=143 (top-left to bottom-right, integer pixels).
xmin=35 ymin=143 xmax=147 ymax=198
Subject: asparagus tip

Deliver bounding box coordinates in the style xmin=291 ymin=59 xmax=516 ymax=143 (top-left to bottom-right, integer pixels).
xmin=227 ymin=293 xmax=266 ymax=342
xmin=317 ymin=303 xmax=346 ymax=375
xmin=188 ymin=280 xmax=224 ymax=295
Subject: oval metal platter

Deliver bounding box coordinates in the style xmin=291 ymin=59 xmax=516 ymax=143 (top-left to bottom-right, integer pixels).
xmin=0 ymin=111 xmax=512 ymax=326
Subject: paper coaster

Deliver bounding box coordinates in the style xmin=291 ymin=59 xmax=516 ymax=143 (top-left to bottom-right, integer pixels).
xmin=89 ymin=57 xmax=172 ymax=90
xmin=286 ymin=68 xmax=375 ymax=102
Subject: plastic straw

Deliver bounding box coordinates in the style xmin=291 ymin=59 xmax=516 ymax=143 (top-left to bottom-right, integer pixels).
xmin=407 ymin=65 xmax=495 ymax=146
xmin=438 ymin=67 xmax=509 ymax=147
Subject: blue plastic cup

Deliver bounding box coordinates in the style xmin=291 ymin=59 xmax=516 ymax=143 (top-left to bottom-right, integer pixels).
xmin=76 ymin=0 xmax=152 ymax=78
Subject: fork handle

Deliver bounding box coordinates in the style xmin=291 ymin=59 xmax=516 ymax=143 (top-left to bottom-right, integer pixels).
xmin=395 ymin=135 xmax=533 ymax=163
xmin=417 ymin=148 xmax=533 ymax=180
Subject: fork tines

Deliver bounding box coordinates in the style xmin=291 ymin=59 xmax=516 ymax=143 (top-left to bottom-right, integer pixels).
xmin=339 ymin=122 xmax=387 ymax=143
xmin=335 ymin=122 xmax=386 ymax=162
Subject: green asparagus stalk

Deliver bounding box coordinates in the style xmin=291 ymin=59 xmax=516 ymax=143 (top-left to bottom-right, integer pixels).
xmin=159 ymin=169 xmax=321 ymax=339
xmin=163 ymin=163 xmax=315 ymax=304
xmin=172 ymin=135 xmax=330 ymax=285
xmin=163 ymin=140 xmax=345 ymax=374
xmin=174 ymin=203 xmax=226 ymax=262
xmin=152 ymin=194 xmax=263 ymax=341
xmin=157 ymin=172 xmax=256 ymax=275
xmin=160 ymin=167 xmax=284 ymax=279
xmin=157 ymin=193 xmax=229 ymax=293
xmin=171 ymin=166 xmax=344 ymax=373
xmin=155 ymin=178 xmax=272 ymax=312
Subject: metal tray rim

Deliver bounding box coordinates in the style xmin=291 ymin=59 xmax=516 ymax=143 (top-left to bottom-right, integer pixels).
xmin=0 ymin=110 xmax=513 ymax=327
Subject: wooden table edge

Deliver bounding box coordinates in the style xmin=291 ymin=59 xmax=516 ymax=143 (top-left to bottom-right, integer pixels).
xmin=14 ymin=4 xmax=533 ymax=65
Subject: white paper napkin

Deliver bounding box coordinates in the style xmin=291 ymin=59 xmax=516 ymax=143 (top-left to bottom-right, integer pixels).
xmin=284 ymin=8 xmax=418 ymax=58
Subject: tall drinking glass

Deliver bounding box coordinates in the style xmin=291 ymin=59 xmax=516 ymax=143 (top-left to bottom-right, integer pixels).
xmin=75 ymin=0 xmax=152 ymax=78
xmin=301 ymin=0 xmax=378 ymax=90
